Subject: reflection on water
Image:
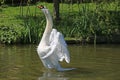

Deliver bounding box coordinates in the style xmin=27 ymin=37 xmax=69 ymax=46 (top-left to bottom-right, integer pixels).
xmin=0 ymin=44 xmax=120 ymax=80
xmin=38 ymin=71 xmax=69 ymax=80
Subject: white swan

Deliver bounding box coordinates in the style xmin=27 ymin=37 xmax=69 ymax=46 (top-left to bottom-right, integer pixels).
xmin=37 ymin=5 xmax=74 ymax=71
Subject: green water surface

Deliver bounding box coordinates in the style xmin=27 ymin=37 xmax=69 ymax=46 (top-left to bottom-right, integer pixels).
xmin=0 ymin=44 xmax=120 ymax=80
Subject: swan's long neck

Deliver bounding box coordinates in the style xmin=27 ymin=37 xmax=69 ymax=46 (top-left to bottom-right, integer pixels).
xmin=40 ymin=10 xmax=53 ymax=45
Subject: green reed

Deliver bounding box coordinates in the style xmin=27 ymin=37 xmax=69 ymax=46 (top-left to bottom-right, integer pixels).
xmin=18 ymin=1 xmax=46 ymax=43
xmin=22 ymin=16 xmax=45 ymax=43
xmin=55 ymin=1 xmax=120 ymax=43
xmin=0 ymin=1 xmax=119 ymax=44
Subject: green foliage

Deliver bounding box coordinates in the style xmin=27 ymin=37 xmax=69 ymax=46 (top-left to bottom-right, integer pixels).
xmin=0 ymin=1 xmax=119 ymax=44
xmin=18 ymin=3 xmax=46 ymax=43
xmin=0 ymin=25 xmax=24 ymax=44
xmin=55 ymin=1 xmax=120 ymax=43
xmin=21 ymin=16 xmax=46 ymax=43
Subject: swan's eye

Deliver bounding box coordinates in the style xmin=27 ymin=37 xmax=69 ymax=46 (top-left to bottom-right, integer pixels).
xmin=38 ymin=5 xmax=44 ymax=9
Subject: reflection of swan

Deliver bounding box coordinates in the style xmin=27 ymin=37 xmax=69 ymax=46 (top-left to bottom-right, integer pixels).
xmin=38 ymin=71 xmax=69 ymax=80
xmin=37 ymin=5 xmax=75 ymax=71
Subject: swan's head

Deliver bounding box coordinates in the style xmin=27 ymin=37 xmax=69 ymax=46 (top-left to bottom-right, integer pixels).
xmin=38 ymin=5 xmax=49 ymax=14
xmin=38 ymin=5 xmax=46 ymax=9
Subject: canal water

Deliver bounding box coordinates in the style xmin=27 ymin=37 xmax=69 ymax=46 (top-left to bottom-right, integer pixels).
xmin=0 ymin=44 xmax=120 ymax=80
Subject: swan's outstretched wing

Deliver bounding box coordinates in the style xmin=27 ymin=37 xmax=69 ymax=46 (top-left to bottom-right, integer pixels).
xmin=42 ymin=29 xmax=70 ymax=63
xmin=41 ymin=29 xmax=70 ymax=63
xmin=50 ymin=29 xmax=70 ymax=63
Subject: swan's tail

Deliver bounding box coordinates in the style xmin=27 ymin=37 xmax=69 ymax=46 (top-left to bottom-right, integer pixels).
xmin=57 ymin=67 xmax=76 ymax=71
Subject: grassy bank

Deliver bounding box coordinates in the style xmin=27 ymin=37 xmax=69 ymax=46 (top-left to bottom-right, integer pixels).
xmin=0 ymin=2 xmax=120 ymax=44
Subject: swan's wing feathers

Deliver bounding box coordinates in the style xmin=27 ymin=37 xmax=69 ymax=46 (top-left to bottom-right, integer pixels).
xmin=56 ymin=41 xmax=70 ymax=63
xmin=49 ymin=29 xmax=70 ymax=63
xmin=58 ymin=33 xmax=67 ymax=47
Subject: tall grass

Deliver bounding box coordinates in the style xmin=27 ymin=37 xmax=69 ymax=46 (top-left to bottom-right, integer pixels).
xmin=56 ymin=1 xmax=120 ymax=43
xmin=19 ymin=5 xmax=46 ymax=43
xmin=0 ymin=1 xmax=119 ymax=44
xmin=22 ymin=16 xmax=45 ymax=43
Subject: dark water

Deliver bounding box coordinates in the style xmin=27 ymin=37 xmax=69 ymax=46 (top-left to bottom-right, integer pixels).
xmin=0 ymin=44 xmax=120 ymax=80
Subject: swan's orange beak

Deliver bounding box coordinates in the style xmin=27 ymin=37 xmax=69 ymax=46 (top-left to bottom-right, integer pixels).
xmin=38 ymin=5 xmax=44 ymax=9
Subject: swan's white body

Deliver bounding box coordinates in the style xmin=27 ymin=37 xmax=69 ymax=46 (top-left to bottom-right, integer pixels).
xmin=37 ymin=6 xmax=74 ymax=71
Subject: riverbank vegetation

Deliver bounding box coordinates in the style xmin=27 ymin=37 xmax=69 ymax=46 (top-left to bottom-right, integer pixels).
xmin=0 ymin=1 xmax=120 ymax=44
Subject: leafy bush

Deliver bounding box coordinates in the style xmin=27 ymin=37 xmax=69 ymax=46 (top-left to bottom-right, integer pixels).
xmin=55 ymin=2 xmax=120 ymax=43
xmin=0 ymin=25 xmax=24 ymax=44
xmin=0 ymin=1 xmax=119 ymax=44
